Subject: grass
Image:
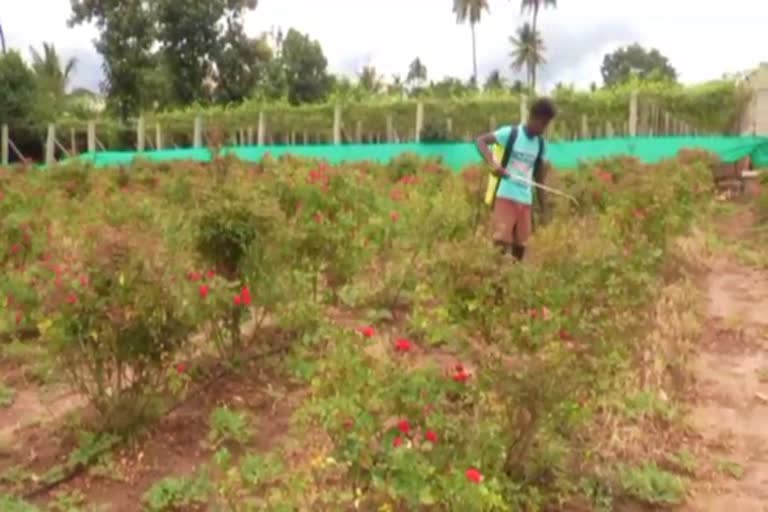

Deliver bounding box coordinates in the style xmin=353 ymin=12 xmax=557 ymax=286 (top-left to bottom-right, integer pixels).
xmin=619 ymin=462 xmax=687 ymax=505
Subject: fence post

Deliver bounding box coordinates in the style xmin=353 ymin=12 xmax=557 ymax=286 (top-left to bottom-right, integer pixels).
xmin=520 ymin=95 xmax=528 ymax=123
xmin=257 ymin=112 xmax=266 ymax=145
xmin=87 ymin=121 xmax=96 ymax=153
xmin=137 ymin=116 xmax=145 ymax=151
xmin=193 ymin=116 xmax=203 ymax=148
xmin=155 ymin=123 xmax=163 ymax=150
xmin=386 ymin=115 xmax=394 ymax=142
xmin=333 ymin=104 xmax=342 ymax=145
xmin=45 ymin=124 xmax=56 ymax=166
xmin=1 ymin=124 xmax=9 ymax=166
xmin=629 ymin=90 xmax=638 ymax=137
xmin=415 ymin=102 xmax=424 ymax=143
xmin=355 ymin=121 xmax=362 ymax=143
xmin=664 ymin=112 xmax=671 ymax=135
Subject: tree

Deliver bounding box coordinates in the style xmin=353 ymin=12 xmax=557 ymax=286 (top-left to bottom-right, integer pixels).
xmin=214 ymin=34 xmax=272 ymax=104
xmin=388 ymin=75 xmax=405 ymax=97
xmin=600 ymin=44 xmax=678 ymax=87
xmin=519 ymin=0 xmax=556 ymax=41
xmin=509 ymin=23 xmax=545 ymax=91
xmin=153 ymin=0 xmax=258 ymax=105
xmin=452 ymin=0 xmax=490 ymax=84
xmin=30 ymin=43 xmax=77 ymax=98
xmin=0 ymin=51 xmax=38 ymax=125
xmin=280 ymin=29 xmax=332 ymax=105
xmin=358 ymin=66 xmax=383 ymax=94
xmin=406 ymin=57 xmax=428 ymax=87
xmin=484 ymin=69 xmax=506 ymax=90
xmin=0 ymin=20 xmax=6 ymax=54
xmin=69 ymin=0 xmax=157 ymax=119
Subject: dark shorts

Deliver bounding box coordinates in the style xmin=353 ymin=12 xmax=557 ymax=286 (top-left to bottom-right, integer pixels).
xmin=492 ymin=197 xmax=532 ymax=245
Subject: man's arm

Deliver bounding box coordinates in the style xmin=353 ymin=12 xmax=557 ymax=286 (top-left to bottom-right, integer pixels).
xmin=475 ymin=132 xmax=508 ymax=178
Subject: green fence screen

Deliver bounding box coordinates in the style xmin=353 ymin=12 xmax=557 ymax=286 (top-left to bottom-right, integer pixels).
xmin=71 ymin=136 xmax=768 ymax=171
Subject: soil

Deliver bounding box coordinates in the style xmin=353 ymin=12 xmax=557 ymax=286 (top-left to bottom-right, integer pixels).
xmin=681 ymin=262 xmax=768 ymax=511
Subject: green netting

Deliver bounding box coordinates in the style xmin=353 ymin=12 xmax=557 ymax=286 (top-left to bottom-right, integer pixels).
xmin=69 ymin=136 xmax=768 ymax=170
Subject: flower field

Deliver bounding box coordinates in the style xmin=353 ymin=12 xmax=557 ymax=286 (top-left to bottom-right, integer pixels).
xmin=0 ymin=149 xmax=722 ymax=510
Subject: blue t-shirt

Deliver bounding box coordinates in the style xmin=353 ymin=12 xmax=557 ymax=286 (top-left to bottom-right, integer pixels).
xmin=494 ymin=125 xmax=544 ymax=205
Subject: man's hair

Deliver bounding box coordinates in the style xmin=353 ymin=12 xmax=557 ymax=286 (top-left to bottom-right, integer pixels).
xmin=530 ymin=98 xmax=557 ymax=120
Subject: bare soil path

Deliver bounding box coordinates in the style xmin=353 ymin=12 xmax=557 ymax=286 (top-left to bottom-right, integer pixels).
xmin=683 ymin=263 xmax=768 ymax=511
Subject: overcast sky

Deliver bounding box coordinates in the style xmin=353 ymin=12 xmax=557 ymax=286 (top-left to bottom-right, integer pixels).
xmin=2 ymin=0 xmax=766 ymax=93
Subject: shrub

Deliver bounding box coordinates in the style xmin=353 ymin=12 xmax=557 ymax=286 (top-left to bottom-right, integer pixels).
xmin=45 ymin=227 xmax=195 ymax=430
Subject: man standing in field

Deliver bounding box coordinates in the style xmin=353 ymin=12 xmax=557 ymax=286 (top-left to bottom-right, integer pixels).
xmin=475 ymin=98 xmax=556 ymax=261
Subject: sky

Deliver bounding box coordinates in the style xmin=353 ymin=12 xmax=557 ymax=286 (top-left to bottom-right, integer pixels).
xmin=1 ymin=0 xmax=766 ymax=94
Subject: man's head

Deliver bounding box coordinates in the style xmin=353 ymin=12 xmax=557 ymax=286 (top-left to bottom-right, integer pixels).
xmin=526 ymin=98 xmax=557 ymax=136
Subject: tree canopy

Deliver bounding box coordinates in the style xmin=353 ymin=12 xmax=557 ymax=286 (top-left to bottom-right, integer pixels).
xmin=601 ymin=43 xmax=678 ymax=87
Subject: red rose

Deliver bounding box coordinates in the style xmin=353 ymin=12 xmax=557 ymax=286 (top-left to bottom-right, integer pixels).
xmin=465 ymin=468 xmax=483 ymax=483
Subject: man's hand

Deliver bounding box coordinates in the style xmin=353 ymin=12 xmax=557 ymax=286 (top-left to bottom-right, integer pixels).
xmin=494 ymin=165 xmax=509 ymax=179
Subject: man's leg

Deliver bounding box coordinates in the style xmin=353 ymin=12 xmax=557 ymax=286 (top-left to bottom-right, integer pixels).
xmin=511 ymin=202 xmax=532 ymax=261
xmin=491 ymin=198 xmax=515 ymax=256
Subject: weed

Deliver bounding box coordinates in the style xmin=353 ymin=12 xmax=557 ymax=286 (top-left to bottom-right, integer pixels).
xmin=142 ymin=472 xmax=211 ymax=511
xmin=667 ymin=449 xmax=697 ymax=475
xmin=619 ymin=462 xmax=686 ymax=505
xmin=0 ymin=384 xmax=15 ymax=408
xmin=209 ymin=407 xmax=251 ymax=446
xmin=716 ymin=459 xmax=744 ymax=480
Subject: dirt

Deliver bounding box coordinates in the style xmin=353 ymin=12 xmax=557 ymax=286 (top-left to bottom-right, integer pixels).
xmin=0 ymin=389 xmax=85 ymax=445
xmin=682 ymin=262 xmax=768 ymax=511
xmin=44 ymin=361 xmax=304 ymax=512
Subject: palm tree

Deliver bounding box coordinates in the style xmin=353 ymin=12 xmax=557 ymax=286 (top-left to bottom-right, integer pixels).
xmin=519 ymin=0 xmax=557 ymax=36
xmin=407 ymin=57 xmax=428 ymax=88
xmin=509 ymin=23 xmax=545 ymax=91
xmin=29 ymin=42 xmax=77 ymax=98
xmin=452 ymin=0 xmax=490 ymax=84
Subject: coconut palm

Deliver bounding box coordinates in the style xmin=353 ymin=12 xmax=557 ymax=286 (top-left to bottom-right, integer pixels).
xmin=407 ymin=57 xmax=428 ymax=88
xmin=520 ymin=0 xmax=557 ymax=36
xmin=509 ymin=23 xmax=545 ymax=91
xmin=452 ymin=0 xmax=490 ymax=84
xmin=29 ymin=42 xmax=77 ymax=98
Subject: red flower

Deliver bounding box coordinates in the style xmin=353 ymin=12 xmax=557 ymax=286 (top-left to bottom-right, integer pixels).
xmin=558 ymin=329 xmax=573 ymax=341
xmin=390 ymin=211 xmax=400 ymax=223
xmin=79 ymin=275 xmax=89 ymax=287
xmin=206 ymin=270 xmax=216 ymax=279
xmin=393 ymin=436 xmax=404 ymax=448
xmin=528 ymin=308 xmax=538 ymax=319
xmin=425 ymin=430 xmax=438 ymax=444
xmin=15 ymin=310 xmax=22 ymax=325
xmin=66 ymin=294 xmax=77 ymax=305
xmin=452 ymin=370 xmax=471 ymax=382
xmin=199 ymin=284 xmax=210 ymax=299
xmin=240 ymin=287 xmax=252 ymax=306
xmin=397 ymin=419 xmax=410 ymax=435
xmin=357 ymin=325 xmax=375 ymax=338
xmin=234 ymin=295 xmax=243 ymax=306
xmin=465 ymin=468 xmax=484 ymax=483
xmin=176 ymin=363 xmax=185 ymax=374
xmin=394 ymin=338 xmax=413 ymax=352
xmin=10 ymin=244 xmax=20 ymax=255
xmin=187 ymin=271 xmax=202 ymax=282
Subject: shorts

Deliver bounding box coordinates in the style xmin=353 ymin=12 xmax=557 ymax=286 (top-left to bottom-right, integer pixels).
xmin=492 ymin=197 xmax=532 ymax=245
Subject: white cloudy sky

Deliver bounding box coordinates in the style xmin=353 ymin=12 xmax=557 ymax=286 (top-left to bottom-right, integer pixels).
xmin=1 ymin=0 xmax=766 ymax=93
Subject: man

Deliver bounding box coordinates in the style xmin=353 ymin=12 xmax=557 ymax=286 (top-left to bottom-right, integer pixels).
xmin=475 ymin=98 xmax=556 ymax=261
